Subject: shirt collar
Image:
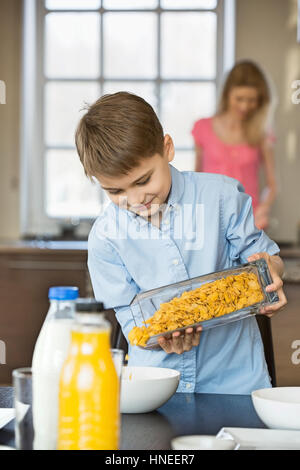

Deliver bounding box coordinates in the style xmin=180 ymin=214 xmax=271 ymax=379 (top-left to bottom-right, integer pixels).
xmin=115 ymin=163 xmax=185 ymax=220
xmin=167 ymin=164 xmax=185 ymax=208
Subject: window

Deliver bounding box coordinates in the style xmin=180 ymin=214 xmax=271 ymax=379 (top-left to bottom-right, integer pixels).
xmin=21 ymin=0 xmax=235 ymax=236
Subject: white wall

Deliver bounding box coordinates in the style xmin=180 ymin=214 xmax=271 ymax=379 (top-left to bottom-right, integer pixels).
xmin=0 ymin=0 xmax=21 ymax=239
xmin=0 ymin=0 xmax=299 ymax=242
xmin=235 ymin=0 xmax=300 ymax=243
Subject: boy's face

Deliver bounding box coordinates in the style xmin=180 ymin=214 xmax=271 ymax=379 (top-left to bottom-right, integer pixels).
xmin=96 ymin=135 xmax=175 ymax=218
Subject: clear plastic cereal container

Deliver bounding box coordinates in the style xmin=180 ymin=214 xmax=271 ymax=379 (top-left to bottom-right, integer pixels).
xmin=129 ymin=259 xmax=279 ymax=350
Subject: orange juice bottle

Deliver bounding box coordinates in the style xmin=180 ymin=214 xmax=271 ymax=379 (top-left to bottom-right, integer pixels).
xmin=58 ymin=299 xmax=120 ymax=450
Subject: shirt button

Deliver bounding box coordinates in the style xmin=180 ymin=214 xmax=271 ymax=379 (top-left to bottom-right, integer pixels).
xmin=172 ymin=259 xmax=179 ymax=265
xmin=186 ymin=383 xmax=191 ymax=389
xmin=164 ymin=218 xmax=170 ymax=225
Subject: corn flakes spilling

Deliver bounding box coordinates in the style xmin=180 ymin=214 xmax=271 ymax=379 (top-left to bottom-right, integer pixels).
xmin=128 ymin=272 xmax=264 ymax=347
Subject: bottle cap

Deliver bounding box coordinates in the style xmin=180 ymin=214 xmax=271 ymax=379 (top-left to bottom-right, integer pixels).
xmin=48 ymin=286 xmax=79 ymax=301
xmin=75 ymin=298 xmax=104 ymax=312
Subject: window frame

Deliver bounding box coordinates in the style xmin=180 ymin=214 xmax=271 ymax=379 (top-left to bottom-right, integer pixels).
xmin=20 ymin=0 xmax=235 ymax=237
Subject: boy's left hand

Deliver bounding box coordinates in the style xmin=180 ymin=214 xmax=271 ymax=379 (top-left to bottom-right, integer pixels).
xmin=247 ymin=252 xmax=287 ymax=318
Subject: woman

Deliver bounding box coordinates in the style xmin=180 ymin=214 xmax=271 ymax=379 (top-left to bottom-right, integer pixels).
xmin=192 ymin=60 xmax=277 ymax=230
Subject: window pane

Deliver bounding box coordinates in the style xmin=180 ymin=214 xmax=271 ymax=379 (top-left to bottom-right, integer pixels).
xmin=103 ymin=81 xmax=157 ymax=113
xmin=161 ymin=82 xmax=216 ymax=147
xmin=46 ymin=150 xmax=101 ymax=218
xmin=103 ymin=0 xmax=158 ymax=8
xmin=161 ymin=12 xmax=216 ymax=79
xmin=104 ymin=13 xmax=157 ymax=78
xmin=45 ymin=13 xmax=100 ymax=78
xmin=172 ymin=150 xmax=195 ymax=172
xmin=45 ymin=82 xmax=100 ymax=146
xmin=46 ymin=0 xmax=101 ymax=10
xmin=161 ymin=0 xmax=217 ymax=9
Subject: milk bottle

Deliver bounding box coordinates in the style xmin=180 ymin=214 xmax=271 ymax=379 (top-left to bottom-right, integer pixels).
xmin=32 ymin=286 xmax=79 ymax=450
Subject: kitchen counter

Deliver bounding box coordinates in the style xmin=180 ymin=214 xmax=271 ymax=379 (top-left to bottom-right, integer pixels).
xmin=1 ymin=239 xmax=300 ymax=284
xmin=0 ymin=239 xmax=88 ymax=255
xmin=279 ymin=246 xmax=300 ymax=259
xmin=0 ymin=238 xmax=298 ymax=255
xmin=0 ymin=387 xmax=265 ymax=450
xmin=0 ymin=239 xmax=299 ymax=261
xmin=279 ymin=245 xmax=300 ymax=283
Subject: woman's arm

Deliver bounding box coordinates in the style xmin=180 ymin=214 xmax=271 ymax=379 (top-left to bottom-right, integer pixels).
xmin=259 ymin=137 xmax=277 ymax=208
xmin=254 ymin=137 xmax=277 ymax=230
xmin=194 ymin=144 xmax=203 ymax=172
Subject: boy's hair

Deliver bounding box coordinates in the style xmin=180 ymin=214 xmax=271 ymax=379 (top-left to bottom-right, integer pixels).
xmin=75 ymin=91 xmax=164 ymax=179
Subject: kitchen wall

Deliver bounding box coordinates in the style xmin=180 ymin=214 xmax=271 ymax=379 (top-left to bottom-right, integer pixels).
xmin=235 ymin=0 xmax=300 ymax=244
xmin=0 ymin=0 xmax=21 ymax=239
xmin=0 ymin=0 xmax=299 ymax=242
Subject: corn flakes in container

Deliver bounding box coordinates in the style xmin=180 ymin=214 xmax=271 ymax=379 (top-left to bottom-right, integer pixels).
xmin=128 ymin=259 xmax=279 ymax=350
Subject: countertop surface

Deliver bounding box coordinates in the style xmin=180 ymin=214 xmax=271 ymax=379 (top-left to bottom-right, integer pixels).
xmin=0 ymin=240 xmax=299 ymax=281
xmin=0 ymin=239 xmax=299 ymax=256
xmin=0 ymin=387 xmax=265 ymax=450
xmin=0 ymin=239 xmax=88 ymax=254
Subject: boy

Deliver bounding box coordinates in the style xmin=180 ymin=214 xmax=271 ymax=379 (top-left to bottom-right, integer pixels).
xmin=76 ymin=92 xmax=287 ymax=394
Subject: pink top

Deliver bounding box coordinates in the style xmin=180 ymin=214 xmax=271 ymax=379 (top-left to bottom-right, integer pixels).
xmin=192 ymin=117 xmax=273 ymax=211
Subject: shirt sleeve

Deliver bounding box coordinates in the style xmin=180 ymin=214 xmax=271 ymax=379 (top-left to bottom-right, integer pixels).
xmin=221 ymin=178 xmax=280 ymax=263
xmin=191 ymin=119 xmax=205 ymax=147
xmin=88 ymin=228 xmax=139 ymax=340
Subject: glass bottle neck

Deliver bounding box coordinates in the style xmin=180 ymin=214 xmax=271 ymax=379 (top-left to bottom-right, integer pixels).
xmin=73 ymin=312 xmax=110 ymax=331
xmin=69 ymin=313 xmax=111 ymax=354
xmin=50 ymin=300 xmax=76 ymax=309
xmin=70 ymin=328 xmax=111 ymax=355
xmin=46 ymin=299 xmax=76 ymax=322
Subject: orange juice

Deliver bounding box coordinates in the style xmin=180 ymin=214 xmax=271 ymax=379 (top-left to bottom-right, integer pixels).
xmin=58 ymin=306 xmax=120 ymax=450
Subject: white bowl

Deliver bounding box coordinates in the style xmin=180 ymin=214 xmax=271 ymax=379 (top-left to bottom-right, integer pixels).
xmin=171 ymin=435 xmax=237 ymax=450
xmin=252 ymin=387 xmax=300 ymax=430
xmin=120 ymin=366 xmax=180 ymax=414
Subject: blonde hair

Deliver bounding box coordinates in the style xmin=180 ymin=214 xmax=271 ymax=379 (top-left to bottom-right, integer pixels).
xmin=217 ymin=60 xmax=275 ymax=146
xmin=75 ymin=92 xmax=164 ymax=179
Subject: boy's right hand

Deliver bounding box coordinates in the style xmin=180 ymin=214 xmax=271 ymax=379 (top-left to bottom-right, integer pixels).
xmin=158 ymin=326 xmax=202 ymax=354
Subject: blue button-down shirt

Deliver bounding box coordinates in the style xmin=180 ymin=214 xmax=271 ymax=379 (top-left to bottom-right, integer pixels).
xmin=88 ymin=164 xmax=280 ymax=394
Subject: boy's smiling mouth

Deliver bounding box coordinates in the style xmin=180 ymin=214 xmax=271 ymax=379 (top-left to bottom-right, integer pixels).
xmin=133 ymin=197 xmax=155 ymax=211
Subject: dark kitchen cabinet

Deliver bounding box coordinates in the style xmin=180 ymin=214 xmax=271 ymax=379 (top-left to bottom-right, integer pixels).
xmin=0 ymin=242 xmax=89 ymax=385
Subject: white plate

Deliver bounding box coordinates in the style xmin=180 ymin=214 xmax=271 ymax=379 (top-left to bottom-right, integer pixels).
xmin=0 ymin=409 xmax=15 ymax=429
xmin=171 ymin=435 xmax=239 ymax=450
xmin=216 ymin=427 xmax=300 ymax=450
